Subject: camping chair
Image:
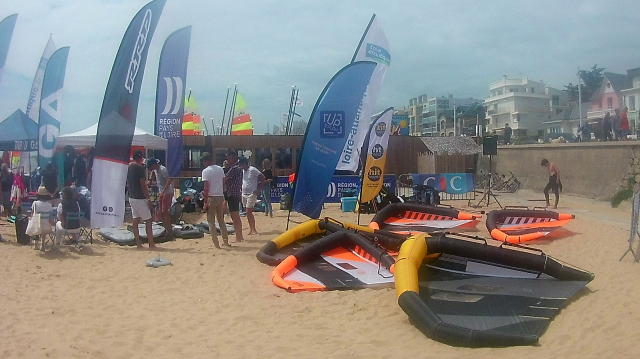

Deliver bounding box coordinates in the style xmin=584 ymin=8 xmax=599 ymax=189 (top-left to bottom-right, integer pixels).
xmin=35 ymin=211 xmax=57 ymax=252
xmin=56 ymin=211 xmax=84 ymax=249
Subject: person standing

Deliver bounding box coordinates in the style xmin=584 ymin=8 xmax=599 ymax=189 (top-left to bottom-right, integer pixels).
xmin=261 ymin=158 xmax=274 ymax=218
xmin=225 ymin=150 xmax=244 ymax=242
xmin=73 ymin=153 xmax=87 ymax=187
xmin=0 ymin=164 xmax=14 ymax=218
xmin=541 ymin=159 xmax=561 ymax=209
xmin=146 ymin=158 xmax=174 ymax=236
xmin=41 ymin=162 xmax=60 ymax=206
xmin=127 ymin=150 xmax=160 ymax=250
xmin=603 ymin=112 xmax=613 ymax=141
xmin=620 ymin=107 xmax=629 ymax=141
xmin=504 ymin=123 xmax=512 ymax=145
xmin=239 ymin=157 xmax=265 ymax=235
xmin=613 ymin=108 xmax=621 ymax=141
xmin=201 ymin=152 xmax=229 ymax=249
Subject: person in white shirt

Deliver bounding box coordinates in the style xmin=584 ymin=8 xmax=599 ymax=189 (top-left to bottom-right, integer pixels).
xmin=201 ymin=152 xmax=229 ymax=248
xmin=31 ymin=186 xmax=55 ymax=250
xmin=239 ymin=157 xmax=265 ymax=235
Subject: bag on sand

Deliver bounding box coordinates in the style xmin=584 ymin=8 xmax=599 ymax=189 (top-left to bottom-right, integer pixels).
xmin=26 ymin=213 xmax=42 ymax=236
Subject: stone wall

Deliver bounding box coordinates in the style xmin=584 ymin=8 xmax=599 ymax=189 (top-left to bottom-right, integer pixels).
xmin=478 ymin=142 xmax=638 ymax=201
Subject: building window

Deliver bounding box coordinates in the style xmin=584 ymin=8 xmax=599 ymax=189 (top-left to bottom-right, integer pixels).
xmin=552 ymin=95 xmax=559 ymax=106
xmin=630 ymin=96 xmax=636 ymax=111
xmin=607 ymin=97 xmax=613 ymax=109
xmin=531 ymin=87 xmax=535 ymax=93
xmin=275 ymin=148 xmax=293 ymax=169
xmin=182 ymin=147 xmax=201 ymax=170
xmin=255 ymin=148 xmax=272 ymax=167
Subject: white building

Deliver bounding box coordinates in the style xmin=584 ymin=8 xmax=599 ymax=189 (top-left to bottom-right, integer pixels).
xmin=621 ymin=67 xmax=640 ymax=134
xmin=484 ymin=76 xmax=569 ymax=139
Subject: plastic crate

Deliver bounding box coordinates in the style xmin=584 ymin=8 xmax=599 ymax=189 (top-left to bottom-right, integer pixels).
xmin=340 ymin=197 xmax=357 ymax=212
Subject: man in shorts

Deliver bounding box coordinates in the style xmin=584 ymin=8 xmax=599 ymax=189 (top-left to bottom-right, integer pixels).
xmin=127 ymin=150 xmax=160 ymax=250
xmin=146 ymin=158 xmax=173 ymax=236
xmin=225 ymin=151 xmax=244 ymax=242
xmin=239 ymin=157 xmax=265 ymax=235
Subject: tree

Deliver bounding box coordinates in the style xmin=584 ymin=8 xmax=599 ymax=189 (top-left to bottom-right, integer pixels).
xmin=563 ymin=64 xmax=605 ymax=102
xmin=579 ymin=64 xmax=605 ymax=100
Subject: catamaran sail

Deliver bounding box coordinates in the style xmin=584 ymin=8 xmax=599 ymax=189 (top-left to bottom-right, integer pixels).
xmin=155 ymin=26 xmax=191 ymax=177
xmin=90 ymin=0 xmax=166 ymax=229
xmin=336 ymin=14 xmax=390 ymax=172
xmin=182 ymin=91 xmax=201 ymax=135
xmin=231 ymin=92 xmax=253 ymax=135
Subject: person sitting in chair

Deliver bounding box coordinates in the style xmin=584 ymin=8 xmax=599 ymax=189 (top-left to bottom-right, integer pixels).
xmin=55 ymin=186 xmax=81 ymax=245
xmin=31 ymin=186 xmax=55 ymax=250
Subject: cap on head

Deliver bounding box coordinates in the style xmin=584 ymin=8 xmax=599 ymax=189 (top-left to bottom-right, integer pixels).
xmin=146 ymin=158 xmax=159 ymax=169
xmin=133 ymin=149 xmax=144 ymax=160
xmin=238 ymin=157 xmax=249 ymax=165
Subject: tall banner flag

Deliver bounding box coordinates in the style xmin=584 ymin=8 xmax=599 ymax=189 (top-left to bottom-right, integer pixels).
xmin=231 ymin=92 xmax=253 ymax=135
xmin=336 ymin=14 xmax=390 ymax=172
xmin=360 ymin=107 xmax=393 ymax=203
xmin=91 ymin=0 xmax=166 ymax=228
xmin=37 ymin=47 xmax=70 ymax=168
xmin=27 ymin=36 xmax=57 ymax=122
xmin=292 ymin=61 xmax=376 ymax=219
xmin=155 ymin=26 xmax=191 ymax=177
xmin=0 ymin=14 xmax=18 ymax=86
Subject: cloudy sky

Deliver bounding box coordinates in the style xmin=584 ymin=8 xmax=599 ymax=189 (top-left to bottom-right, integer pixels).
xmin=1 ymin=0 xmax=639 ymax=135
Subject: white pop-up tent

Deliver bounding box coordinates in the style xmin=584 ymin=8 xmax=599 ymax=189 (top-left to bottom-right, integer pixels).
xmin=56 ymin=123 xmax=168 ymax=150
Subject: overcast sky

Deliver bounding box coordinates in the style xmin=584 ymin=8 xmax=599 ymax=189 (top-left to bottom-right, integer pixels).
xmin=1 ymin=0 xmax=639 ymax=135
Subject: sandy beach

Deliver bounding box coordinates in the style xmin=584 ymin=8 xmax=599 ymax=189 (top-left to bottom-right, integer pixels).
xmin=0 ymin=189 xmax=638 ymax=358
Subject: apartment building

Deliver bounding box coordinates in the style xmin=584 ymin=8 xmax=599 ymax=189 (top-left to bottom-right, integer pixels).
xmin=484 ymin=76 xmax=569 ymax=139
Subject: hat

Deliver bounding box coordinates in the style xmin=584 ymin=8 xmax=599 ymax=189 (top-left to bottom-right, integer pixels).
xmin=146 ymin=158 xmax=159 ymax=169
xmin=133 ymin=149 xmax=144 ymax=160
xmin=238 ymin=157 xmax=249 ymax=165
xmin=37 ymin=186 xmax=49 ymax=196
xmin=201 ymin=152 xmax=212 ymax=162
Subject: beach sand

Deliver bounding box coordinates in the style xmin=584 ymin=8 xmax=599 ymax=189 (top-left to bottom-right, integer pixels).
xmin=0 ymin=190 xmax=638 ymax=358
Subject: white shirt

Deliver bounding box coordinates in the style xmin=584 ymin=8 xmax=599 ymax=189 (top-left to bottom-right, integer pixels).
xmin=242 ymin=166 xmax=261 ymax=195
xmin=202 ymin=165 xmax=224 ymax=196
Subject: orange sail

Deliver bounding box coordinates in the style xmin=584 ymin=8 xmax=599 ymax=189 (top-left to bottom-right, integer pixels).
xmin=231 ymin=92 xmax=253 ymax=135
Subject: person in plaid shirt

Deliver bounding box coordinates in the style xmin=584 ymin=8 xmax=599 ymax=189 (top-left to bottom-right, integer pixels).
xmin=225 ymin=150 xmax=244 ymax=242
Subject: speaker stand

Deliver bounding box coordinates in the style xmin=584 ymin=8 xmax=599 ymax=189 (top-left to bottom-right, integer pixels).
xmin=471 ymin=155 xmax=503 ymax=209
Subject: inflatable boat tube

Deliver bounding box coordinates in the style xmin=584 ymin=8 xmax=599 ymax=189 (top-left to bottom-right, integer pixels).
xmin=146 ymin=257 xmax=172 ymax=268
xmin=486 ymin=209 xmax=575 ymax=243
xmin=100 ymin=227 xmax=136 ymax=245
xmin=369 ymin=203 xmax=480 ymax=233
xmin=256 ymin=218 xmax=382 ymax=266
xmin=271 ymin=231 xmax=396 ymax=292
xmin=395 ymin=233 xmax=594 ymax=347
xmin=197 ymin=221 xmax=235 ymax=235
xmin=172 ymin=225 xmax=204 ymax=239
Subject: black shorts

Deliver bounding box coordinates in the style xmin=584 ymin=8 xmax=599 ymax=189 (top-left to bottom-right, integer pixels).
xmin=227 ymin=196 xmax=241 ymax=213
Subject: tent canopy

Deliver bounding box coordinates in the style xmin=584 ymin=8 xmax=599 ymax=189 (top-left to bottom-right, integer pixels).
xmin=0 ymin=109 xmax=38 ymax=151
xmin=57 ymin=123 xmax=168 ymax=150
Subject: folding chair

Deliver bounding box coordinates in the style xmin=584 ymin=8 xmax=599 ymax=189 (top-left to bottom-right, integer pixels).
xmin=35 ymin=211 xmax=57 ymax=252
xmin=56 ymin=211 xmax=83 ymax=249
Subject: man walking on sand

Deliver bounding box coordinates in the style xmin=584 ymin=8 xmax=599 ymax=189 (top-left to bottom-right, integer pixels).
xmin=127 ymin=150 xmax=160 ymax=250
xmin=239 ymin=157 xmax=266 ymax=235
xmin=201 ymin=152 xmax=229 ymax=249
xmin=541 ymin=158 xmax=561 ymax=209
xmin=146 ymin=158 xmax=173 ymax=237
xmin=225 ymin=150 xmax=244 ymax=242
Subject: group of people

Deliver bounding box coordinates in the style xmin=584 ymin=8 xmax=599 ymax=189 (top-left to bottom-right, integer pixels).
xmin=602 ymin=107 xmax=630 ymax=141
xmin=201 ymin=150 xmax=272 ymax=249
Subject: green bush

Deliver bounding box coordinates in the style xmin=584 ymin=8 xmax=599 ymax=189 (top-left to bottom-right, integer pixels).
xmin=611 ymin=188 xmax=633 ymax=208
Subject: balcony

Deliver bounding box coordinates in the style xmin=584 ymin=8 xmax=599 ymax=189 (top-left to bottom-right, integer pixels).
xmin=587 ymin=109 xmax=613 ymax=119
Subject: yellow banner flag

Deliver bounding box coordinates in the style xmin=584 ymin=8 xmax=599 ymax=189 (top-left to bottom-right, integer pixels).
xmin=360 ymin=108 xmax=394 ymax=203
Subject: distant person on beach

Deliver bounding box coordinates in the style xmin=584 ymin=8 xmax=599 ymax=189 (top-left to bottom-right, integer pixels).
xmin=127 ymin=150 xmax=160 ymax=250
xmin=504 ymin=123 xmax=512 ymax=145
xmin=613 ymin=108 xmax=621 ymax=140
xmin=225 ymin=150 xmax=244 ymax=242
xmin=603 ymin=112 xmax=613 ymax=141
xmin=146 ymin=158 xmax=173 ymax=236
xmin=201 ymin=152 xmax=229 ymax=249
xmin=541 ymin=158 xmax=561 ymax=209
xmin=41 ymin=162 xmax=60 ymax=206
xmin=1 ymin=164 xmax=14 ymax=217
xmin=261 ymin=158 xmax=274 ymax=218
xmin=620 ymin=107 xmax=629 ymax=141
xmin=239 ymin=157 xmax=265 ymax=235
xmin=579 ymin=123 xmax=591 ymax=142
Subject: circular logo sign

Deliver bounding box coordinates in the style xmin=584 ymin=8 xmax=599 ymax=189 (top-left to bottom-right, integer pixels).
xmin=375 ymin=122 xmax=387 ymax=137
xmin=367 ymin=166 xmax=382 ymax=182
xmin=371 ymin=144 xmax=384 ymax=159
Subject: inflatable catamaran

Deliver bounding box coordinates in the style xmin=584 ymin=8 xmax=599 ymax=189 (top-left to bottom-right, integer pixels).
xmin=486 ymin=208 xmax=574 ymax=243
xmin=369 ymin=203 xmax=480 ymax=234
